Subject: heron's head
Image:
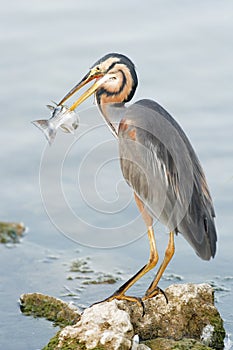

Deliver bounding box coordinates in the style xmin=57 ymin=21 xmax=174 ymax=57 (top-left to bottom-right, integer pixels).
xmin=58 ymin=53 xmax=138 ymax=110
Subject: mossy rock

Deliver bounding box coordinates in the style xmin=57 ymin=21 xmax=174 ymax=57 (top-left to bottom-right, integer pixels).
xmin=42 ymin=331 xmax=105 ymax=350
xmin=0 ymin=221 xmax=25 ymax=243
xmin=144 ymin=337 xmax=213 ymax=350
xmin=42 ymin=331 xmax=83 ymax=350
xmin=20 ymin=284 xmax=225 ymax=350
xmin=20 ymin=293 xmax=80 ymax=327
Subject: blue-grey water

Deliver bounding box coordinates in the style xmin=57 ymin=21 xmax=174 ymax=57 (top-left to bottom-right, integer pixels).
xmin=0 ymin=1 xmax=233 ymax=349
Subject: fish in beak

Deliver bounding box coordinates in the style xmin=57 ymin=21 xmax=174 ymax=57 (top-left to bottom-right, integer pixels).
xmin=32 ymin=104 xmax=79 ymax=145
xmin=32 ymin=67 xmax=110 ymax=144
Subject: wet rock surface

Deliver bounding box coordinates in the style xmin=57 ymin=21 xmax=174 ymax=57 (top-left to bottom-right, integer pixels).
xmin=20 ymin=293 xmax=81 ymax=327
xmin=0 ymin=221 xmax=25 ymax=244
xmin=21 ymin=283 xmax=225 ymax=350
xmin=66 ymin=257 xmax=121 ymax=288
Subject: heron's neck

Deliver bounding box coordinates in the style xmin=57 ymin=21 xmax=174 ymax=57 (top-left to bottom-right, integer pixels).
xmin=95 ymin=98 xmax=126 ymax=138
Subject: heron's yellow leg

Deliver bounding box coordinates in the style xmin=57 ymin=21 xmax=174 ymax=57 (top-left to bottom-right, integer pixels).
xmin=143 ymin=231 xmax=175 ymax=300
xmin=102 ymin=193 xmax=159 ymax=306
xmin=104 ymin=225 xmax=159 ymax=306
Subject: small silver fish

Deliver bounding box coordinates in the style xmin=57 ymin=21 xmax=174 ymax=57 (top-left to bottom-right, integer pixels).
xmin=32 ymin=104 xmax=79 ymax=144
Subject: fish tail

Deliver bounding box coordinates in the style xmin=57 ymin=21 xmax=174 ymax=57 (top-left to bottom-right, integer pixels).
xmin=31 ymin=120 xmax=56 ymax=145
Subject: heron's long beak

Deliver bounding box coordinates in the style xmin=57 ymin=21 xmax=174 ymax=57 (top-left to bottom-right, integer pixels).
xmin=58 ymin=69 xmax=108 ymax=111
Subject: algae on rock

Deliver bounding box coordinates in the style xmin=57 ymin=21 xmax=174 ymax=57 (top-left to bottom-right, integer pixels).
xmin=20 ymin=293 xmax=81 ymax=327
xmin=0 ymin=221 xmax=25 ymax=243
xmin=20 ymin=283 xmax=225 ymax=350
xmin=143 ymin=337 xmax=213 ymax=350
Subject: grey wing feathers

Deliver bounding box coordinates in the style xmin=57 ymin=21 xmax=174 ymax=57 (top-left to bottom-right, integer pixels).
xmin=118 ymin=99 xmax=217 ymax=260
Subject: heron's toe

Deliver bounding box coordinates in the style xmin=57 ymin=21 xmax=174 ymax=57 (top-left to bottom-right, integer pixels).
xmin=92 ymin=293 xmax=145 ymax=315
xmin=143 ymin=286 xmax=168 ymax=303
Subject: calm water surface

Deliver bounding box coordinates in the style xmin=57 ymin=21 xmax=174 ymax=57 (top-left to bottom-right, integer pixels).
xmin=0 ymin=1 xmax=233 ymax=349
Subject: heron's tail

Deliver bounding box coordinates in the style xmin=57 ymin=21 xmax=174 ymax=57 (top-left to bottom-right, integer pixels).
xmin=32 ymin=120 xmax=56 ymax=145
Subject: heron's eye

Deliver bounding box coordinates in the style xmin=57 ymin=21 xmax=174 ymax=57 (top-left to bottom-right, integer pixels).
xmin=95 ymin=66 xmax=100 ymax=71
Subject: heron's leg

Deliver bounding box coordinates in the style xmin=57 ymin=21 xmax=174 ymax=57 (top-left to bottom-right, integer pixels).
xmin=102 ymin=193 xmax=159 ymax=306
xmin=143 ymin=231 xmax=175 ymax=300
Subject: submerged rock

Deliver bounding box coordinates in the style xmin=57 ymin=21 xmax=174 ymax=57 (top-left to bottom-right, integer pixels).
xmin=82 ymin=273 xmax=120 ymax=285
xmin=67 ymin=257 xmax=121 ymax=286
xmin=21 ymin=283 xmax=225 ymax=350
xmin=0 ymin=221 xmax=25 ymax=244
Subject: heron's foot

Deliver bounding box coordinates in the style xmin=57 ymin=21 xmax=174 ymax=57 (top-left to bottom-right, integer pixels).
xmin=92 ymin=293 xmax=145 ymax=316
xmin=142 ymin=286 xmax=168 ymax=304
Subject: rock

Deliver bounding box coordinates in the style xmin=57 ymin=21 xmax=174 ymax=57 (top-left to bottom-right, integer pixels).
xmin=21 ymin=283 xmax=225 ymax=350
xmin=121 ymin=283 xmax=225 ymax=349
xmin=0 ymin=221 xmax=25 ymax=244
xmin=58 ymin=300 xmax=134 ymax=349
xmin=143 ymin=337 xmax=213 ymax=349
xmin=20 ymin=293 xmax=81 ymax=327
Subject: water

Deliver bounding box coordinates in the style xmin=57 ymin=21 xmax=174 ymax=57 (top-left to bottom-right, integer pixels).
xmin=0 ymin=0 xmax=233 ymax=349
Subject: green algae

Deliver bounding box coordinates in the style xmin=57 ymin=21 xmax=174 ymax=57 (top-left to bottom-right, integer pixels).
xmin=42 ymin=331 xmax=105 ymax=350
xmin=0 ymin=221 xmax=25 ymax=243
xmin=70 ymin=258 xmax=93 ymax=273
xmin=42 ymin=332 xmax=60 ymax=350
xmin=144 ymin=338 xmax=213 ymax=350
xmin=42 ymin=332 xmax=84 ymax=350
xmin=207 ymin=314 xmax=226 ymax=349
xmin=67 ymin=258 xmax=120 ymax=285
xmin=82 ymin=273 xmax=120 ymax=285
xmin=20 ymin=293 xmax=80 ymax=327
